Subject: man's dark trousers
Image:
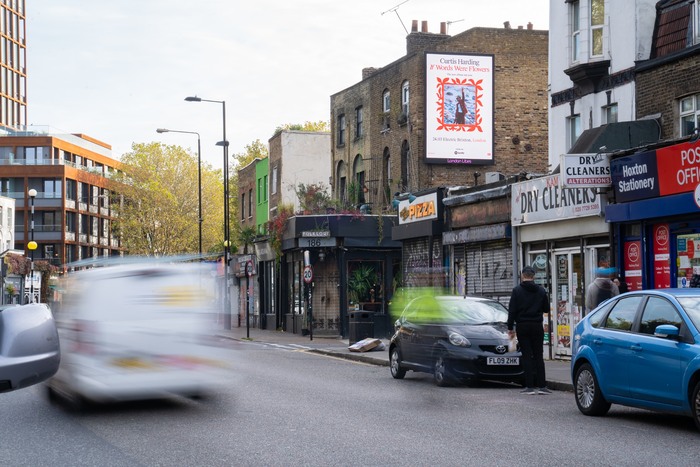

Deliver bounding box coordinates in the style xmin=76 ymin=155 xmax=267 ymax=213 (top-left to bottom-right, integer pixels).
xmin=516 ymin=321 xmax=546 ymax=388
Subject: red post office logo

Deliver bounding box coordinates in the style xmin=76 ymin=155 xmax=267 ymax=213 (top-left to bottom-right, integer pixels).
xmin=627 ymin=242 xmax=640 ymax=263
xmin=654 ymin=224 xmax=669 ymax=247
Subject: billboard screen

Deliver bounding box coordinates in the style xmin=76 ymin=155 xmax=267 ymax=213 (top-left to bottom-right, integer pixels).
xmin=424 ymin=52 xmax=494 ymax=165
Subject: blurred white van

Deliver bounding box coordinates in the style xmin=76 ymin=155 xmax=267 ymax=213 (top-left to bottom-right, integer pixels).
xmin=46 ymin=260 xmax=232 ymax=408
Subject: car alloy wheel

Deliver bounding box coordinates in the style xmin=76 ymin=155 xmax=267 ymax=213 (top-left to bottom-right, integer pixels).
xmin=434 ymin=354 xmax=451 ymax=387
xmin=692 ymin=382 xmax=700 ymax=431
xmin=390 ymin=347 xmax=406 ymax=379
xmin=574 ymin=363 xmax=610 ymax=416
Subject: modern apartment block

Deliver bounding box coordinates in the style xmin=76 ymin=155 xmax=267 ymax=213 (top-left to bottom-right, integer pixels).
xmin=0 ymin=126 xmax=124 ymax=269
xmin=0 ymin=0 xmax=27 ymax=129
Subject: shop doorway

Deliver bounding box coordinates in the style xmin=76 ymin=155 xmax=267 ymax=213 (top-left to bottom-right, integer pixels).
xmin=530 ymin=250 xmax=583 ymax=358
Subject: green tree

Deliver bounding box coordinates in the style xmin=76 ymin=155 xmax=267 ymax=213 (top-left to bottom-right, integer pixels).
xmin=113 ymin=142 xmax=224 ymax=256
xmin=273 ymin=120 xmax=329 ymax=134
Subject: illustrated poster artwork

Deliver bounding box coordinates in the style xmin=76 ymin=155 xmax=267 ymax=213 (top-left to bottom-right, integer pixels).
xmin=425 ymin=53 xmax=494 ymax=164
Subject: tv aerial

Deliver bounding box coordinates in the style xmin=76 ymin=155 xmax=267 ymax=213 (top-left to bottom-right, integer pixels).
xmin=446 ymin=19 xmax=464 ymax=34
xmin=381 ymin=0 xmax=410 ymax=35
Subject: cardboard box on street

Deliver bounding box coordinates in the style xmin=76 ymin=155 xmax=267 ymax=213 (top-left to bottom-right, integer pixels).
xmin=348 ymin=338 xmax=382 ymax=352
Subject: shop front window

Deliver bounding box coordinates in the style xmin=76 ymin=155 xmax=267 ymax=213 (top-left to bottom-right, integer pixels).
xmin=347 ymin=261 xmax=383 ymax=312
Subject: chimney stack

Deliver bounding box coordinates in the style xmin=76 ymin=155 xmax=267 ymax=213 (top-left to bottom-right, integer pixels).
xmin=421 ymin=20 xmax=428 ymax=33
xmin=503 ymin=21 xmax=511 ymax=29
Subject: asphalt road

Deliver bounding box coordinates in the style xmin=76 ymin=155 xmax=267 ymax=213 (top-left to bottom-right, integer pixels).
xmin=2 ymin=337 xmax=699 ymax=466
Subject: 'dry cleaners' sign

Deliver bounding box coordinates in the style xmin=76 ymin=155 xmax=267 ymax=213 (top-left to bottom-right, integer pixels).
xmin=511 ymin=174 xmax=602 ymax=226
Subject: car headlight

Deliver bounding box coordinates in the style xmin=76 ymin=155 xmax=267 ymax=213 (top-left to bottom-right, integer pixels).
xmin=448 ymin=332 xmax=471 ymax=347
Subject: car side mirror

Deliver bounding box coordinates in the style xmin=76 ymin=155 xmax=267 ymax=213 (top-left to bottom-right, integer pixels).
xmin=0 ymin=303 xmax=60 ymax=393
xmin=654 ymin=324 xmax=680 ymax=339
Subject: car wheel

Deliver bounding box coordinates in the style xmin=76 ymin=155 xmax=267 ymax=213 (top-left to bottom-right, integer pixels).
xmin=691 ymin=381 xmax=700 ymax=431
xmin=434 ymin=354 xmax=452 ymax=387
xmin=574 ymin=363 xmax=610 ymax=416
xmin=390 ymin=347 xmax=406 ymax=379
xmin=45 ymin=384 xmax=60 ymax=405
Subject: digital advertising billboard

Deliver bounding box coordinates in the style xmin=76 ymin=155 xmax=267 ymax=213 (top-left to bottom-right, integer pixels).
xmin=424 ymin=52 xmax=494 ymax=165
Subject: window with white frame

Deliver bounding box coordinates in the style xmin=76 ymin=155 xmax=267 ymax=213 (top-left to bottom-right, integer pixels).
xmin=571 ymin=1 xmax=580 ymax=63
xmin=271 ymin=166 xmax=278 ymax=195
xmin=355 ymin=106 xmax=363 ymax=138
xmin=401 ymin=81 xmax=409 ymax=116
xmin=337 ymin=113 xmax=346 ymax=146
xmin=382 ymin=89 xmax=391 ymax=130
xmin=680 ymin=94 xmax=700 ymax=137
xmin=591 ymin=0 xmax=604 ymax=57
xmin=567 ymin=114 xmax=582 ymax=150
xmin=603 ymin=103 xmax=618 ymax=124
xmin=693 ymin=1 xmax=700 ymax=44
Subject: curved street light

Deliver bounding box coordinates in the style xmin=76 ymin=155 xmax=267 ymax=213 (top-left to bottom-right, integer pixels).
xmin=156 ymin=128 xmax=203 ymax=255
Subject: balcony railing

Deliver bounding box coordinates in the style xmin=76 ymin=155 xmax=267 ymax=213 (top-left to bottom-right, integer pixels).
xmin=0 ymin=157 xmax=116 ymax=178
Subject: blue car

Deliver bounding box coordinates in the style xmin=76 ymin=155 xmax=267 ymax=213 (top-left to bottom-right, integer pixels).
xmin=571 ymin=289 xmax=700 ymax=429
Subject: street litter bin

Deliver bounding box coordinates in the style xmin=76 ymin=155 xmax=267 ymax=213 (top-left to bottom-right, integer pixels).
xmin=348 ymin=311 xmax=374 ymax=345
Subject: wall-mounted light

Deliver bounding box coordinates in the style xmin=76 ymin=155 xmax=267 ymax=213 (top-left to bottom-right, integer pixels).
xmin=318 ymin=251 xmax=326 ymax=262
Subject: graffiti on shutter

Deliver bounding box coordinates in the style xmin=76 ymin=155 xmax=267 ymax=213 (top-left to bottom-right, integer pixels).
xmin=466 ymin=240 xmax=512 ymax=303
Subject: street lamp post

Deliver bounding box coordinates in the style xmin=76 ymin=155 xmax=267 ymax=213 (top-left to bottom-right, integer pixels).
xmin=156 ymin=128 xmax=203 ymax=255
xmin=186 ymin=95 xmax=231 ymax=330
xmin=27 ymin=189 xmax=38 ymax=303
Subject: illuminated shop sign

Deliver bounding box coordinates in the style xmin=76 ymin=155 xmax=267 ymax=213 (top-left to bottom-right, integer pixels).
xmin=398 ymin=193 xmax=439 ymax=225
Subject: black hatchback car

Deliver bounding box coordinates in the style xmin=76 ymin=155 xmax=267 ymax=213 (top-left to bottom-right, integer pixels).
xmin=389 ymin=295 xmax=523 ymax=386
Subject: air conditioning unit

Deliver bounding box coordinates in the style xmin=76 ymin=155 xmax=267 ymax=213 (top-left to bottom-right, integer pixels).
xmin=485 ymin=172 xmax=505 ymax=183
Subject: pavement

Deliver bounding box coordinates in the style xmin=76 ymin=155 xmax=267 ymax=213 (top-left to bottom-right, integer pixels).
xmin=217 ymin=325 xmax=574 ymax=392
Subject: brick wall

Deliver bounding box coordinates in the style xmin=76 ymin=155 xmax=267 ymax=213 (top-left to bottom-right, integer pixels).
xmin=237 ymin=161 xmax=257 ymax=230
xmin=636 ymin=53 xmax=700 ymax=139
xmin=331 ymin=26 xmax=549 ymax=210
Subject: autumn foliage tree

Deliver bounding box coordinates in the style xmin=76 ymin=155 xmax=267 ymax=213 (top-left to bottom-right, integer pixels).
xmin=113 ymin=142 xmax=224 ymax=256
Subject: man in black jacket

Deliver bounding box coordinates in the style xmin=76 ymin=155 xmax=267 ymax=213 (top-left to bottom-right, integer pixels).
xmin=508 ymin=266 xmax=550 ymax=395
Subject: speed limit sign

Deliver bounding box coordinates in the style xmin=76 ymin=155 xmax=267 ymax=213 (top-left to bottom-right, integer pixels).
xmin=303 ymin=265 xmax=314 ymax=284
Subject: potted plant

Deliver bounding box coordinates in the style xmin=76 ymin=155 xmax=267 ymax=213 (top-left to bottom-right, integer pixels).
xmin=348 ymin=264 xmax=378 ymax=307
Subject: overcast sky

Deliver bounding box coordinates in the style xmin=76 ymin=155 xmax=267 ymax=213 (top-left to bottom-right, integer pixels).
xmin=26 ymin=0 xmax=549 ymax=169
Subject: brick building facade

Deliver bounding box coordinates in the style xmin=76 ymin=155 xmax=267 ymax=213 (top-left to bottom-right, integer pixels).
xmin=330 ymin=21 xmax=549 ymax=211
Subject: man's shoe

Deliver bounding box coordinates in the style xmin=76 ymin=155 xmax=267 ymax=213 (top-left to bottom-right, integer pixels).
xmin=520 ymin=387 xmax=537 ymax=395
xmin=538 ymin=387 xmax=552 ymax=395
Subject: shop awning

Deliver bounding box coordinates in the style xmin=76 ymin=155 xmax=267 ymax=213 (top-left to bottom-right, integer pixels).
xmin=568 ymin=120 xmax=661 ymax=154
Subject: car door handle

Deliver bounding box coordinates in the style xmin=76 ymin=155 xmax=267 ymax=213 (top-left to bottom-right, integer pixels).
xmin=630 ymin=344 xmax=642 ymax=351
xmin=593 ymin=338 xmax=602 ymax=346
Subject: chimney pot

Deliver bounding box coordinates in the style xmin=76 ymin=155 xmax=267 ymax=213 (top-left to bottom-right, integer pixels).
xmin=421 ymin=20 xmax=428 ymax=33
xmin=527 ymin=22 xmax=533 ymax=30
xmin=411 ymin=20 xmax=418 ymax=33
xmin=440 ymin=22 xmax=447 ymax=35
xmin=503 ymin=21 xmax=511 ymax=29
xmin=518 ymin=25 xmax=523 ymax=29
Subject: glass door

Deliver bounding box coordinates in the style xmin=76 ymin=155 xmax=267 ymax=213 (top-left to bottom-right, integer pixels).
xmin=553 ymin=251 xmax=583 ymax=358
